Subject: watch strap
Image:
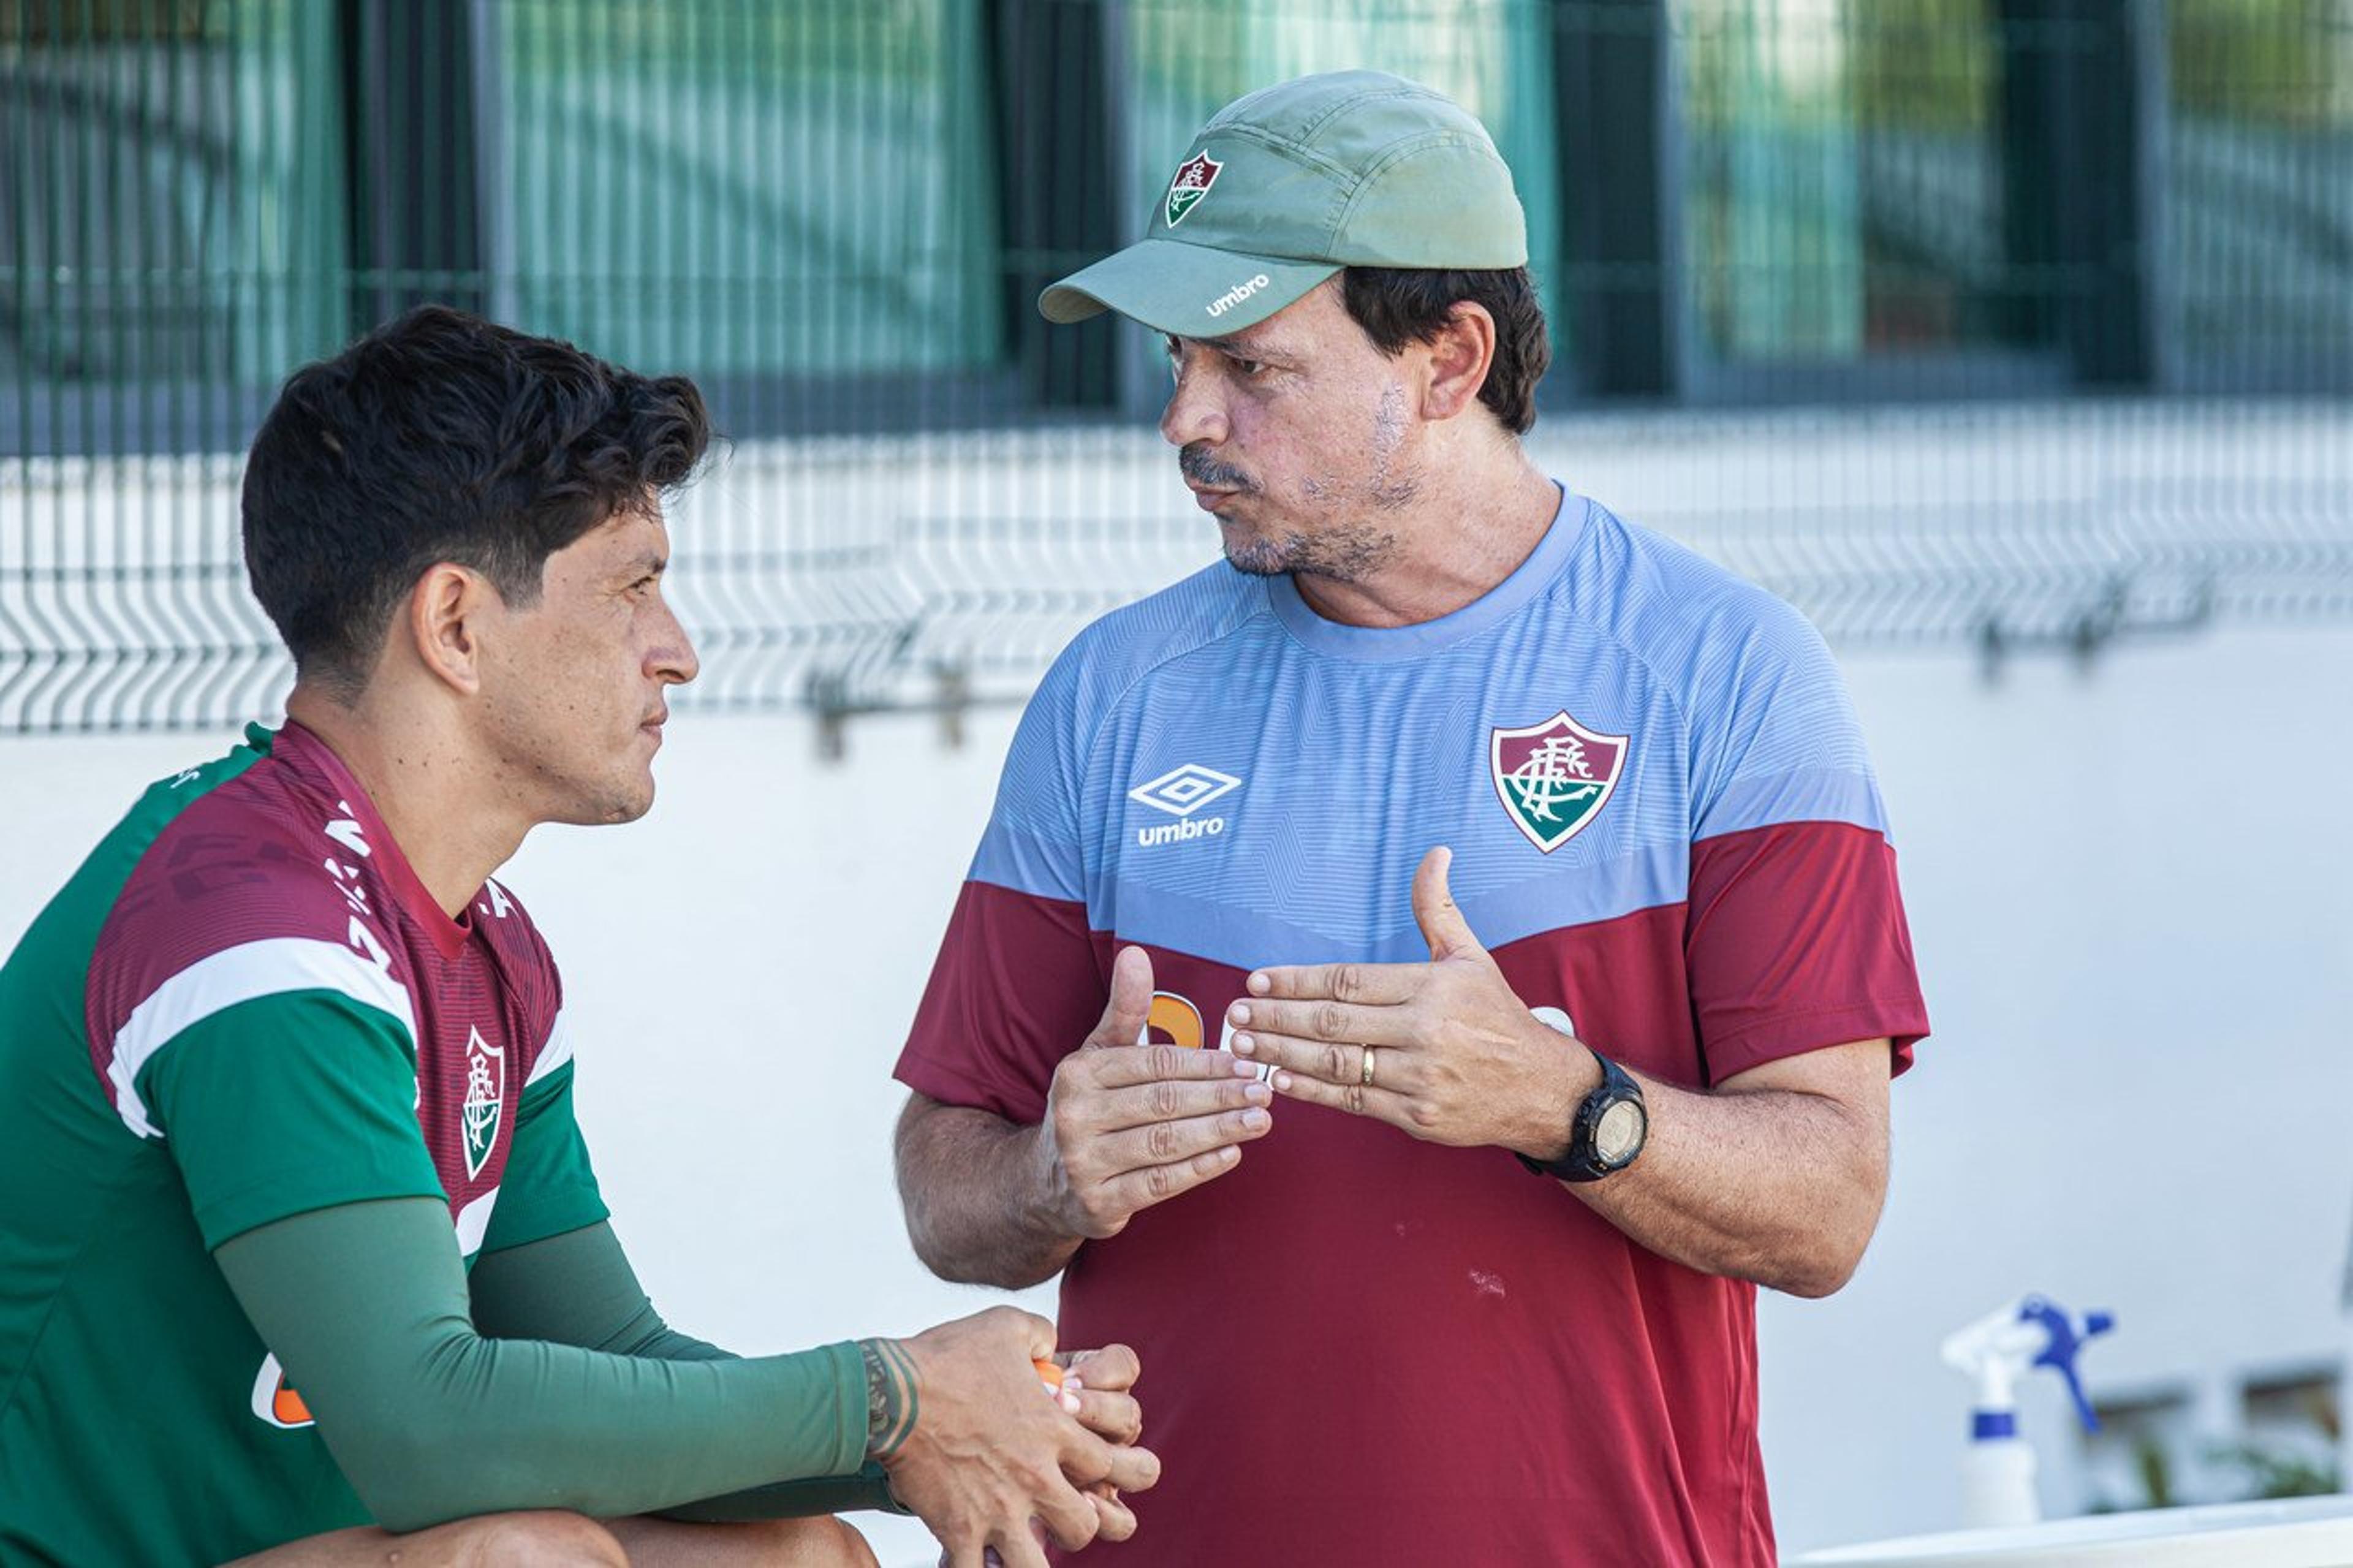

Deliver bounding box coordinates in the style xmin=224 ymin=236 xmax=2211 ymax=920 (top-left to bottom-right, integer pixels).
xmin=1515 ymin=1049 xmax=1645 ymax=1183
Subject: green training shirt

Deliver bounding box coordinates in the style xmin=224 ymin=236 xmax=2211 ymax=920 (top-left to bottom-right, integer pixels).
xmin=0 ymin=724 xmax=871 ymax=1562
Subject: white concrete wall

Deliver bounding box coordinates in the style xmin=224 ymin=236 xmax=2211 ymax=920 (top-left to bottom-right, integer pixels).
xmin=7 ymin=623 xmax=2352 ymax=1565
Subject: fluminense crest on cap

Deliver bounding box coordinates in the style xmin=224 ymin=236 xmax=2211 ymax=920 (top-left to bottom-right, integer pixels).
xmin=1165 ymin=152 xmax=1222 ymax=228
xmin=1039 ymin=70 xmax=1529 ymax=336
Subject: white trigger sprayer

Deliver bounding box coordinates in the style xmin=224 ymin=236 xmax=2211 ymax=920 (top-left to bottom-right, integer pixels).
xmin=1939 ymin=1294 xmax=2115 ymax=1529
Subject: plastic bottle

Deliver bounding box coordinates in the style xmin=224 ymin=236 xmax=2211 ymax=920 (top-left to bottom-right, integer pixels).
xmin=1939 ymin=1294 xmax=2115 ymax=1529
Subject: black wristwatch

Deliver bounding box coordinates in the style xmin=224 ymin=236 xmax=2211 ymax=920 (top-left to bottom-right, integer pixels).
xmin=1516 ymin=1050 xmax=1647 ymax=1182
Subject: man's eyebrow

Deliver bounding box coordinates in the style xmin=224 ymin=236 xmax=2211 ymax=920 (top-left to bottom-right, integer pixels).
xmin=1166 ymin=328 xmax=1295 ymax=358
xmin=619 ymin=551 xmax=668 ymax=578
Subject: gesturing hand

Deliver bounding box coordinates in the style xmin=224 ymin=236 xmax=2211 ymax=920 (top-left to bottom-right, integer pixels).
xmin=1224 ymin=847 xmax=1597 ymax=1157
xmin=1031 ymin=945 xmax=1273 ymax=1242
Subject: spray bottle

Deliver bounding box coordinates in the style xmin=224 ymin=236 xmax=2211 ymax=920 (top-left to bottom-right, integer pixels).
xmin=1939 ymin=1294 xmax=2115 ymax=1528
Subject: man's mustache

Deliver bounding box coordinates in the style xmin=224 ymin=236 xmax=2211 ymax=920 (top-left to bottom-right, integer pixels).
xmin=1180 ymin=445 xmax=1255 ymax=492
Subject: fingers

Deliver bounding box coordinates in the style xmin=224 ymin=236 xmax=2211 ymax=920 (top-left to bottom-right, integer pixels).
xmin=1085 ymin=1099 xmax=1271 ymax=1178
xmin=1228 ymin=1025 xmax=1405 ymax=1117
xmin=1074 ymin=1042 xmax=1262 ymax=1091
xmin=1091 ymin=1140 xmax=1253 ymax=1218
xmin=966 ymin=1304 xmax=1059 ymax=1362
xmin=1087 ymin=1436 xmax=1163 ymax=1496
xmin=1243 ymin=958 xmax=1423 ymax=1004
xmin=1050 ymin=1064 xmax=1271 ymax=1238
xmin=1080 ymin=1072 xmax=1270 ymax=1131
xmin=1258 ymin=1061 xmax=1401 ymax=1124
xmin=1082 ymin=945 xmax=1157 ymax=1050
xmin=1070 ymin=1385 xmax=1143 ymax=1445
xmin=1089 ymin=1488 xmax=1140 ymax=1542
xmin=985 ymin=1528 xmax=1051 ymax=1568
xmin=1033 ymin=1476 xmax=1101 ymax=1554
xmin=1063 ymin=1343 xmax=1140 ymax=1394
xmin=1227 ymin=996 xmax=1414 ymax=1051
xmin=1412 ymin=845 xmax=1482 ymax=960
xmin=1230 ymin=1020 xmax=1406 ymax=1093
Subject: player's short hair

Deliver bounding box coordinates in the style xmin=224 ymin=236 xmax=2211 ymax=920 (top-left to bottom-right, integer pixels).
xmin=241 ymin=305 xmax=711 ymax=700
xmin=1340 ymin=267 xmax=1551 ymax=435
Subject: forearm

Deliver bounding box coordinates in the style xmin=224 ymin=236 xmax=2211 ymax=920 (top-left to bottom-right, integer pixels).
xmin=471 ymin=1224 xmax=732 ymax=1362
xmin=377 ymin=1332 xmax=870 ymax=1528
xmin=468 ymin=1221 xmax=901 ymax=1518
xmin=895 ymin=1094 xmax=1082 ymax=1289
xmin=1570 ymin=1062 xmax=1889 ymax=1297
xmin=657 ymin=1465 xmax=900 ymax=1521
xmin=219 ymin=1201 xmax=873 ymax=1532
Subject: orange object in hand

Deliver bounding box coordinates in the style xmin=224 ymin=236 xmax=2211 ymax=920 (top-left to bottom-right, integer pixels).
xmin=1034 ymin=1357 xmax=1066 ymax=1395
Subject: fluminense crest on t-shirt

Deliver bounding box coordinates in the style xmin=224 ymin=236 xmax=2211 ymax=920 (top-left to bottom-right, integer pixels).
xmin=1490 ymin=711 xmax=1628 ymax=853
xmin=461 ymin=1026 xmax=504 ymax=1178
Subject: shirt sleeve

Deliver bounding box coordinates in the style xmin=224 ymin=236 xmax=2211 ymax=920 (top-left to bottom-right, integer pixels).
xmin=894 ymin=653 xmax=1108 ymax=1124
xmin=214 ymin=1198 xmax=873 ymax=1532
xmin=135 ymin=990 xmax=445 ymax=1248
xmin=468 ymin=1221 xmax=906 ymax=1519
xmin=479 ymin=1050 xmax=608 ymax=1256
xmin=1681 ymin=593 xmax=1930 ymax=1082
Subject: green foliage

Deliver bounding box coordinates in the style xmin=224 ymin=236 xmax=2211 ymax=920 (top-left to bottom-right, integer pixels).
xmin=2208 ymin=1441 xmax=2342 ymax=1499
xmin=2137 ymin=1434 xmax=2179 ymax=1510
xmin=2170 ymin=0 xmax=2353 ymax=125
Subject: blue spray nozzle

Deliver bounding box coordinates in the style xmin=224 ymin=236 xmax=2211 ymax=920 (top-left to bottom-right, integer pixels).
xmin=2018 ymin=1294 xmax=2114 ymax=1434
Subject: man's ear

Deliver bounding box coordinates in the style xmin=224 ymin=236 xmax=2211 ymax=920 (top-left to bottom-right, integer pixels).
xmin=404 ymin=564 xmax=498 ymax=696
xmin=1420 ymin=301 xmax=1498 ymax=423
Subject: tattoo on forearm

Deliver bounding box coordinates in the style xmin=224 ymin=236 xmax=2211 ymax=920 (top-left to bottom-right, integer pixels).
xmin=859 ymin=1338 xmax=920 ymax=1460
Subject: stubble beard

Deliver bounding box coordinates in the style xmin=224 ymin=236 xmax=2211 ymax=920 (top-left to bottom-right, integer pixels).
xmin=1210 ymin=382 xmax=1421 ymax=585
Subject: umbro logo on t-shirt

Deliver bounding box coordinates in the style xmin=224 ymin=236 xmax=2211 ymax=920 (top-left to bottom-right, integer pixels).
xmin=1129 ymin=763 xmax=1239 ymax=848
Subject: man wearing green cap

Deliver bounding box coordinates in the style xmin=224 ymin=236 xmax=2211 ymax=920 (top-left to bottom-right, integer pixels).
xmin=892 ymin=71 xmax=1927 ymax=1565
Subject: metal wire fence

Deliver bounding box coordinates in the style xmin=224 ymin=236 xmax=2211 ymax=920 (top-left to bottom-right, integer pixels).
xmin=4 ymin=0 xmax=2351 ymax=738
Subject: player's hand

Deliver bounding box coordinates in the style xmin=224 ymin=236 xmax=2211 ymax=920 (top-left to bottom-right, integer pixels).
xmin=1031 ymin=945 xmax=1273 ymax=1243
xmin=1226 ymin=846 xmax=1601 ymax=1156
xmin=878 ymin=1307 xmax=1159 ymax=1568
xmin=1055 ymin=1345 xmax=1143 ymax=1542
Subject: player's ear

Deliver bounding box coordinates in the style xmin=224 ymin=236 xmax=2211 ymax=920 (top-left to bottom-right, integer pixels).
xmin=1420 ymin=301 xmax=1496 ymax=423
xmin=406 ymin=563 xmax=494 ymax=697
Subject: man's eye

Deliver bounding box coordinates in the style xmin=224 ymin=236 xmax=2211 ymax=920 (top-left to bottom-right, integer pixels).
xmin=1230 ymin=358 xmax=1265 ymax=377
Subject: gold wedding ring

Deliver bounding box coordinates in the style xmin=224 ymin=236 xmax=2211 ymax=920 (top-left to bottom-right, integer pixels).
xmin=1360 ymin=1045 xmax=1378 ymax=1087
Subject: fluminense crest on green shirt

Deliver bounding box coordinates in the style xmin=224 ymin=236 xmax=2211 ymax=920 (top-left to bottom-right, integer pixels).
xmin=1490 ymin=711 xmax=1629 ymax=854
xmin=461 ymin=1026 xmax=505 ymax=1178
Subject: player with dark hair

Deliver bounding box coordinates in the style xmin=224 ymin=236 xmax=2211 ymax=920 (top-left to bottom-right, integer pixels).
xmin=893 ymin=73 xmax=1928 ymax=1564
xmin=0 ymin=306 xmax=1156 ymax=1568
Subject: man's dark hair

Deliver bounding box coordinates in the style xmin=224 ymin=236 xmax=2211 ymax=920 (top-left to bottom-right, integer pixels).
xmin=241 ymin=304 xmax=711 ymax=699
xmin=1341 ymin=267 xmax=1550 ymax=435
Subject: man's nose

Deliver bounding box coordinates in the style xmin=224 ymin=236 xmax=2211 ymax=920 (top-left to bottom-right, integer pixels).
xmin=651 ymin=602 xmax=699 ymax=687
xmin=1159 ymin=360 xmax=1228 ymax=449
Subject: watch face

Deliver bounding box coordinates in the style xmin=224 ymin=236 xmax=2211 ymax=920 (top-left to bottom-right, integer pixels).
xmin=1594 ymin=1099 xmax=1645 ymax=1165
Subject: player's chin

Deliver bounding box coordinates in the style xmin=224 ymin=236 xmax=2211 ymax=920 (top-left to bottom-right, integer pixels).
xmin=613 ymin=779 xmax=657 ymax=823
xmin=569 ymin=775 xmax=657 ymax=827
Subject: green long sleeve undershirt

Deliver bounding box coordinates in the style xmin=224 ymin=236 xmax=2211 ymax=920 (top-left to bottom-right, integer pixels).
xmin=214 ymin=1199 xmax=896 ymax=1533
xmin=466 ymin=1219 xmax=903 ymax=1522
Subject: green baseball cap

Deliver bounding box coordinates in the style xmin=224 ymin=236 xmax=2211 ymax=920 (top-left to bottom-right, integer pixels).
xmin=1040 ymin=69 xmax=1528 ymax=338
